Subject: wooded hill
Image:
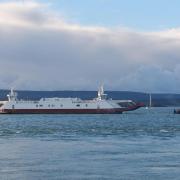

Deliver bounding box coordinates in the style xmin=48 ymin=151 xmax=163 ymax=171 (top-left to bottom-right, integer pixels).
xmin=0 ymin=90 xmax=180 ymax=107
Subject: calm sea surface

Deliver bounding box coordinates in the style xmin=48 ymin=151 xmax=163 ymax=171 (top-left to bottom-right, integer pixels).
xmin=0 ymin=107 xmax=180 ymax=180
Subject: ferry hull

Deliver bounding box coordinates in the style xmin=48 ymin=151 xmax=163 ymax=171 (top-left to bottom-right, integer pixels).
xmin=0 ymin=103 xmax=143 ymax=114
xmin=1 ymin=108 xmax=123 ymax=114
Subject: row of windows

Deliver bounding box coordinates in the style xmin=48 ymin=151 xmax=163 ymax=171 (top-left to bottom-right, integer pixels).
xmin=11 ymin=104 xmax=89 ymax=109
xmin=36 ymin=104 xmax=62 ymax=107
xmin=35 ymin=104 xmax=89 ymax=107
xmin=76 ymin=104 xmax=88 ymax=107
xmin=11 ymin=104 xmax=98 ymax=109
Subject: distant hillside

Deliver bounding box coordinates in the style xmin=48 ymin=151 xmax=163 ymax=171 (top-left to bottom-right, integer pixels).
xmin=0 ymin=89 xmax=180 ymax=107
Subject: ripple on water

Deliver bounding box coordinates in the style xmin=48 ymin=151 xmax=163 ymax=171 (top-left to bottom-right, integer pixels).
xmin=0 ymin=108 xmax=180 ymax=179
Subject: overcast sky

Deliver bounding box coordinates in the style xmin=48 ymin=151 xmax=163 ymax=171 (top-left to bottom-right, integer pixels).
xmin=0 ymin=0 xmax=180 ymax=92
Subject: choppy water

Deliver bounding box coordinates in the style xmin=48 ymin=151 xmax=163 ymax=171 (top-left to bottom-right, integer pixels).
xmin=0 ymin=107 xmax=180 ymax=180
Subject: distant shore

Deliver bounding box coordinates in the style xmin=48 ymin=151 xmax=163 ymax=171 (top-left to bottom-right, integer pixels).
xmin=0 ymin=89 xmax=180 ymax=107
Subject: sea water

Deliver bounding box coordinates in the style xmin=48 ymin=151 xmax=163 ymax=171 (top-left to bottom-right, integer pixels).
xmin=0 ymin=107 xmax=180 ymax=180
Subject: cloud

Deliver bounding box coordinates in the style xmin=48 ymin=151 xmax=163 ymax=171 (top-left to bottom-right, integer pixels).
xmin=0 ymin=1 xmax=180 ymax=92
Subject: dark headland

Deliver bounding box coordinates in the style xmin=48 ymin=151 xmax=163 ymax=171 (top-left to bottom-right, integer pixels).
xmin=0 ymin=89 xmax=180 ymax=107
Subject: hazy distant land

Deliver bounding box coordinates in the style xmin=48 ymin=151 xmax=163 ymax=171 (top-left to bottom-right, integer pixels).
xmin=0 ymin=90 xmax=180 ymax=107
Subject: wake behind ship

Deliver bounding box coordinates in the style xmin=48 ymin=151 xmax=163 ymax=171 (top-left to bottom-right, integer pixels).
xmin=0 ymin=86 xmax=143 ymax=114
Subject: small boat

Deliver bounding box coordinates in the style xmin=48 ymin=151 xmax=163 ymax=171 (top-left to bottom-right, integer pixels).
xmin=0 ymin=86 xmax=144 ymax=114
xmin=174 ymin=109 xmax=180 ymax=114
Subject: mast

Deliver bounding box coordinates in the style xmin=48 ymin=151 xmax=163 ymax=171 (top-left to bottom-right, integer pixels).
xmin=149 ymin=93 xmax=152 ymax=107
xmin=97 ymin=85 xmax=107 ymax=100
xmin=149 ymin=93 xmax=152 ymax=108
xmin=145 ymin=93 xmax=152 ymax=109
xmin=7 ymin=88 xmax=18 ymax=101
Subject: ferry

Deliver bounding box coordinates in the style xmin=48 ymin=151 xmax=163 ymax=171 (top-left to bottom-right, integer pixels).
xmin=0 ymin=86 xmax=144 ymax=114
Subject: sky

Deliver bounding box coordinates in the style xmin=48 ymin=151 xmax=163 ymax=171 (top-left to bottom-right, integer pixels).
xmin=39 ymin=0 xmax=180 ymax=30
xmin=0 ymin=0 xmax=180 ymax=92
